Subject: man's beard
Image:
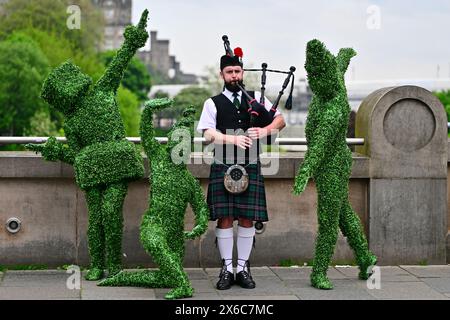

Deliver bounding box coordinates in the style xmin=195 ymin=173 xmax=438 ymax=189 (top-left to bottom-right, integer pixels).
xmin=224 ymin=80 xmax=244 ymax=93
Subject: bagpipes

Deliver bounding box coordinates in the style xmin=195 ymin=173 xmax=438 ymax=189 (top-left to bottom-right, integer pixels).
xmin=222 ymin=35 xmax=296 ymax=128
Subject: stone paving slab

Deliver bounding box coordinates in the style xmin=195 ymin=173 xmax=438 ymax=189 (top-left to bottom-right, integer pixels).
xmin=183 ymin=292 xmax=222 ymax=300
xmin=81 ymin=280 xmax=155 ymax=300
xmin=0 ymin=286 xmax=81 ymax=300
xmin=419 ymin=278 xmax=450 ymax=294
xmin=217 ymin=276 xmax=290 ymax=297
xmin=246 ymin=266 xmax=276 ymax=277
xmin=185 ymin=268 xmax=209 ymax=280
xmin=270 ymin=267 xmax=312 ymax=280
xmin=205 ymin=268 xmax=221 ymax=278
xmin=336 ymin=266 xmax=420 ymax=282
xmin=152 ymin=288 xmax=222 ymax=300
xmin=190 ymin=279 xmax=218 ymax=293
xmin=366 ymin=282 xmax=448 ymax=300
xmin=269 ymin=267 xmax=346 ymax=280
xmin=291 ymin=279 xmax=375 ymax=300
xmin=1 ymin=270 xmax=72 ymax=288
xmin=400 ymin=265 xmax=450 ymax=278
xmin=283 ymin=278 xmax=313 ymax=289
xmin=336 ymin=266 xmax=410 ymax=277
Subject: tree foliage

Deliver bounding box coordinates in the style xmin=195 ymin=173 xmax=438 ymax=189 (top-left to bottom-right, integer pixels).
xmin=434 ymin=90 xmax=450 ymax=123
xmin=101 ymin=50 xmax=151 ymax=102
xmin=0 ymin=0 xmax=142 ymax=138
xmin=117 ymin=86 xmax=140 ymax=136
xmin=0 ymin=33 xmax=50 ymax=136
xmin=0 ymin=0 xmax=103 ymax=54
xmin=173 ymin=86 xmax=212 ymax=120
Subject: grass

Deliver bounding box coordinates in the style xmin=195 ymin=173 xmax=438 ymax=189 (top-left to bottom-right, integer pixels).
xmin=277 ymin=258 xmax=358 ymax=267
xmin=56 ymin=264 xmax=88 ymax=271
xmin=332 ymin=259 xmax=357 ymax=266
xmin=418 ymin=259 xmax=428 ymax=266
xmin=262 ymin=145 xmax=288 ymax=153
xmin=0 ymin=264 xmax=48 ymax=271
xmin=278 ymin=259 xmax=313 ymax=267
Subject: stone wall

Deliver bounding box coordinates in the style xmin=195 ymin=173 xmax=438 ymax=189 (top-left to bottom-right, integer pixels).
xmin=0 ymin=86 xmax=447 ymax=268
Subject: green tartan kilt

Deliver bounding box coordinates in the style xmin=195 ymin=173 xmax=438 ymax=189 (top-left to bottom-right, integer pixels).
xmin=207 ymin=162 xmax=268 ymax=222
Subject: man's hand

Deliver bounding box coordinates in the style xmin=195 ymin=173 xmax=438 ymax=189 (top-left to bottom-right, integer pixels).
xmin=124 ymin=9 xmax=149 ymax=48
xmin=293 ymin=170 xmax=309 ymax=196
xmin=233 ymin=135 xmax=252 ymax=149
xmin=247 ymin=127 xmax=269 ymax=140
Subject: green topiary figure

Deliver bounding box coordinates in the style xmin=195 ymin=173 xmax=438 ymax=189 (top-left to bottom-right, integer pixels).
xmin=26 ymin=10 xmax=150 ymax=281
xmin=293 ymin=39 xmax=377 ymax=290
xmin=98 ymin=98 xmax=209 ymax=300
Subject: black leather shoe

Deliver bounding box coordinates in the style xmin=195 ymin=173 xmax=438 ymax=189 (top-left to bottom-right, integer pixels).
xmin=216 ymin=270 xmax=234 ymax=290
xmin=216 ymin=259 xmax=234 ymax=290
xmin=236 ymin=260 xmax=256 ymax=289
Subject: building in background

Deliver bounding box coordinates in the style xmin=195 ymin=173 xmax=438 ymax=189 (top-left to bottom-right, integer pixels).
xmin=92 ymin=0 xmax=198 ymax=84
xmin=138 ymin=31 xmax=198 ymax=84
xmin=92 ymin=0 xmax=132 ymax=51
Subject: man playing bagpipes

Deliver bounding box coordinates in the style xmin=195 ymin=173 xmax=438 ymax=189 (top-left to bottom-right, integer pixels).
xmin=197 ymin=36 xmax=293 ymax=290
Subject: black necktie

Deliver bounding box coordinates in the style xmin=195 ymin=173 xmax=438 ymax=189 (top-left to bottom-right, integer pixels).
xmin=232 ymin=92 xmax=240 ymax=109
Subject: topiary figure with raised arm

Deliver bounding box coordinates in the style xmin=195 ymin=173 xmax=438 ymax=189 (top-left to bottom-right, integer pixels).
xmin=293 ymin=39 xmax=377 ymax=290
xmin=26 ymin=10 xmax=150 ymax=281
xmin=98 ymin=98 xmax=209 ymax=299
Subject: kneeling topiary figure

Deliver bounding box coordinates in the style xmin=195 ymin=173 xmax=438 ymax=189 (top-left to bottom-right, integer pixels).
xmin=99 ymin=98 xmax=209 ymax=300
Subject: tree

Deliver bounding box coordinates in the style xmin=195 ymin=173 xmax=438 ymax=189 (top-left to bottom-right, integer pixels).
xmin=0 ymin=0 xmax=104 ymax=55
xmin=0 ymin=33 xmax=50 ymax=136
xmin=24 ymin=108 xmax=60 ymax=137
xmin=435 ymin=90 xmax=450 ymax=122
xmin=101 ymin=50 xmax=151 ymax=102
xmin=23 ymin=28 xmax=105 ymax=80
xmin=154 ymin=90 xmax=169 ymax=99
xmin=172 ymin=86 xmax=212 ymax=120
xmin=0 ymin=0 xmax=106 ymax=136
xmin=12 ymin=29 xmax=106 ymax=130
xmin=117 ymin=86 xmax=140 ymax=137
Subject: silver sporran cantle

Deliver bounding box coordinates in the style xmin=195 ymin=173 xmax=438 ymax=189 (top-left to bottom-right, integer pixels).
xmin=224 ymin=164 xmax=249 ymax=194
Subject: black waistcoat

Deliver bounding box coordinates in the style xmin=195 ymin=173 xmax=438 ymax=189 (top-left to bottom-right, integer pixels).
xmin=211 ymin=91 xmax=261 ymax=164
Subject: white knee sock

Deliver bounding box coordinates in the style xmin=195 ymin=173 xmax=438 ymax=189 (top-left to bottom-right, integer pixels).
xmin=215 ymin=227 xmax=234 ymax=273
xmin=237 ymin=226 xmax=255 ymax=273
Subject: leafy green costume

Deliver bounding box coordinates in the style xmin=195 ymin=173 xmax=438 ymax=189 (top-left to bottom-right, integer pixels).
xmin=293 ymin=39 xmax=377 ymax=290
xmin=98 ymin=98 xmax=209 ymax=300
xmin=26 ymin=10 xmax=150 ymax=280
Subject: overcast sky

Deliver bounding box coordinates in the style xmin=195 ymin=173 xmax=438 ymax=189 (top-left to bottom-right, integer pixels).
xmin=132 ymin=0 xmax=450 ymax=81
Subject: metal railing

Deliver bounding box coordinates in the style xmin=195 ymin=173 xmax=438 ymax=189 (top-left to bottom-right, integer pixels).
xmin=0 ymin=137 xmax=365 ymax=146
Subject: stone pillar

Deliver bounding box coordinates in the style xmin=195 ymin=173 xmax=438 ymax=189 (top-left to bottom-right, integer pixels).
xmin=356 ymin=85 xmax=447 ymax=264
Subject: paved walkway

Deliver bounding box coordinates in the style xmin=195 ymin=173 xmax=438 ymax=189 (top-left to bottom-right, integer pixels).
xmin=1 ymin=265 xmax=450 ymax=300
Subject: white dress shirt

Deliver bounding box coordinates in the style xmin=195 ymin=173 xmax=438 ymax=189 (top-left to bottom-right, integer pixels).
xmin=196 ymin=88 xmax=282 ymax=134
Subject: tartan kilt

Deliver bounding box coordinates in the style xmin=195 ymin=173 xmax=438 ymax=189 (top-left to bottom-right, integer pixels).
xmin=207 ymin=162 xmax=268 ymax=222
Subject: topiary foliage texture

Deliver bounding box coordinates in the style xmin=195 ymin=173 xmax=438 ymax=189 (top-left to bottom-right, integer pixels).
xmin=98 ymin=98 xmax=209 ymax=300
xmin=293 ymin=39 xmax=377 ymax=290
xmin=26 ymin=10 xmax=150 ymax=281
